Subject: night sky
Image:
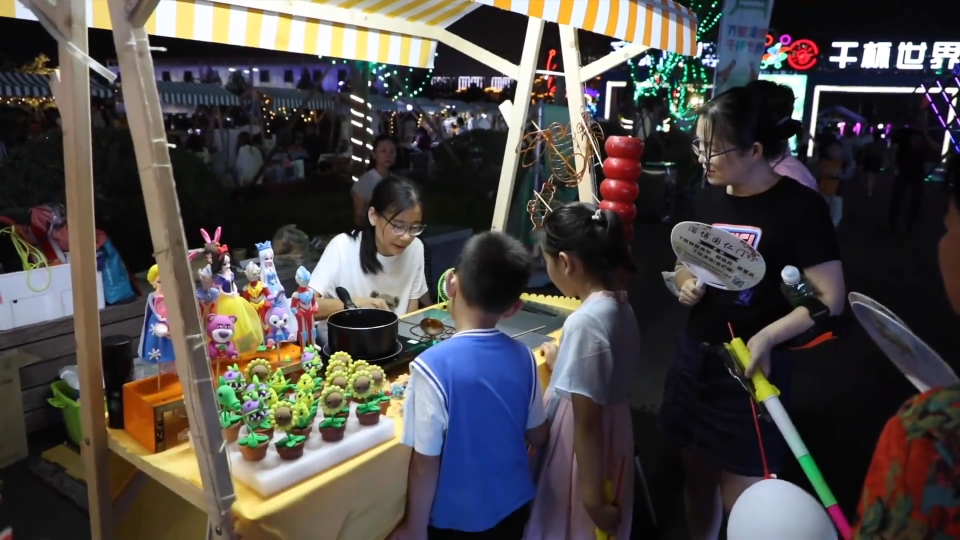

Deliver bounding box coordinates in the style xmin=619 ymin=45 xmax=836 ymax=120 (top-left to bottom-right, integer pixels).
xmin=0 ymin=1 xmax=957 ymax=76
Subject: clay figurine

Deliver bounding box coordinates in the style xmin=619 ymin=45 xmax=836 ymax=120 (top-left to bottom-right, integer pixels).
xmin=350 ymin=359 xmax=371 ymax=375
xmin=223 ymin=364 xmax=246 ymax=399
xmin=195 ymin=266 xmax=220 ymax=320
xmin=349 ymin=370 xmax=381 ymax=426
xmin=246 ymin=358 xmax=272 ymax=382
xmin=267 ymin=368 xmax=292 ymax=397
xmin=327 ymin=370 xmax=349 ymax=398
xmin=139 ymin=264 xmax=175 ymax=364
xmin=206 ymin=314 xmax=240 ymax=360
xmin=328 ymin=351 xmax=352 ymax=366
xmin=325 ymin=358 xmax=349 ymax=379
xmin=264 ymin=305 xmax=293 ymax=349
xmin=271 ymin=401 xmax=307 ymax=460
xmin=217 ymin=377 xmax=243 ymax=443
xmin=318 ymin=385 xmax=348 ymax=442
xmin=242 ymin=386 xmax=275 ymax=438
xmin=237 ymin=394 xmax=271 ymax=461
xmin=290 ymin=266 xmax=318 ymax=348
xmin=241 ymin=261 xmax=272 ymax=326
xmin=367 ymin=366 xmax=390 ymax=414
xmin=245 ymin=374 xmax=278 ymax=408
xmin=296 ymin=387 xmax=317 ymax=418
xmin=203 ymin=230 xmax=265 ymax=354
xmin=256 ymin=240 xmax=299 ymax=339
xmin=299 ymin=347 xmax=321 ymax=378
xmin=290 ymin=400 xmax=314 ymax=438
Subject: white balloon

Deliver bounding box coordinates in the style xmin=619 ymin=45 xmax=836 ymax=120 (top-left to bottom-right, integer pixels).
xmin=727 ymin=479 xmax=837 ymax=540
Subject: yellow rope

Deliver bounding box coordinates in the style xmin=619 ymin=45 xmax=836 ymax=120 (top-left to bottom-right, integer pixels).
xmin=0 ymin=226 xmax=52 ymax=292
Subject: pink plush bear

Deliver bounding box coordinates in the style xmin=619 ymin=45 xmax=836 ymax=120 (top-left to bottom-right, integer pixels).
xmin=206 ymin=314 xmax=239 ymax=359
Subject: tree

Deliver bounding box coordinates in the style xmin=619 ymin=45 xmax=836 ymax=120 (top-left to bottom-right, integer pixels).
xmin=20 ymin=54 xmax=55 ymax=75
xmin=225 ymin=71 xmax=248 ymax=95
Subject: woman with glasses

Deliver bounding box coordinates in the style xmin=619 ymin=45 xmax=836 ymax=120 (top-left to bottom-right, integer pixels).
xmin=660 ymin=80 xmax=846 ymax=539
xmin=309 ymin=176 xmax=429 ymax=342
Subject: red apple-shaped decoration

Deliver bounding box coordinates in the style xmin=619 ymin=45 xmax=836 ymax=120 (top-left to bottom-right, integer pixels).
xmin=599 ymin=179 xmax=640 ymax=202
xmin=599 ymin=199 xmax=637 ymax=224
xmin=604 ymin=136 xmax=645 ymax=161
xmin=602 ymin=157 xmax=642 ymax=183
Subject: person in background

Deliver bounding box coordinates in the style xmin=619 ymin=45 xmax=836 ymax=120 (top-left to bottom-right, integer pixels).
xmin=860 ymin=131 xmax=886 ymax=198
xmin=391 ymin=232 xmax=548 ymax=540
xmin=526 ymin=203 xmax=640 ymax=539
xmin=352 ymin=134 xmax=397 ymax=226
xmin=852 ymin=175 xmax=960 ymax=539
xmin=750 ymin=80 xmax=818 ymax=192
xmin=304 ymin=123 xmax=323 ymax=166
xmin=235 ymin=131 xmax=264 ymax=187
xmin=813 ymin=141 xmax=849 ymax=227
xmin=889 ymin=127 xmax=934 ymax=232
xmin=187 ymin=134 xmax=211 ymax=165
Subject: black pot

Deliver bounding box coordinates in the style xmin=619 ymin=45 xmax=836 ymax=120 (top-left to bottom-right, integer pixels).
xmin=327 ymin=287 xmax=399 ymax=359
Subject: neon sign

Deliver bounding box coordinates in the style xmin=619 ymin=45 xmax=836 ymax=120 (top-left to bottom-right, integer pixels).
xmin=544 ymin=49 xmax=559 ymax=95
xmin=828 ymin=41 xmax=960 ymax=71
xmin=761 ymin=33 xmax=819 ymax=71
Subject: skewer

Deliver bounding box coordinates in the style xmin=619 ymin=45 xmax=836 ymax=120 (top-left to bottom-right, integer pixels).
xmin=509 ymin=326 xmax=546 ymax=339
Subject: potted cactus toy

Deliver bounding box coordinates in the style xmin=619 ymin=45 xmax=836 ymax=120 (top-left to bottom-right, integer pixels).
xmin=271 ymin=401 xmax=307 ymax=460
xmin=349 ymin=370 xmax=380 ymax=426
xmin=223 ymin=364 xmax=246 ymax=400
xmin=237 ymin=395 xmax=271 ymax=461
xmin=217 ymin=377 xmax=244 ymax=443
xmin=318 ymin=386 xmax=348 ymax=442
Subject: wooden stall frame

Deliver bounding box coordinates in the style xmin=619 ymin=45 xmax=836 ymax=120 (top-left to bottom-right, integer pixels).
xmin=28 ymin=1 xmax=692 ymax=538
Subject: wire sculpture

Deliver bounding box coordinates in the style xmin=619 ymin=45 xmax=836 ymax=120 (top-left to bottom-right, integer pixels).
xmin=521 ymin=108 xmax=603 ymax=229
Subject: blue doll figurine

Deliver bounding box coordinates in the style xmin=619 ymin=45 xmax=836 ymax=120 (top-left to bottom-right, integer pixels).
xmin=139 ymin=264 xmax=175 ymax=364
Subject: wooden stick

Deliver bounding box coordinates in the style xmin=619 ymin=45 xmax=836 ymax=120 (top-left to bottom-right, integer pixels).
xmin=55 ymin=0 xmax=113 ymax=537
xmin=558 ymin=25 xmax=598 ymax=204
xmin=106 ymin=1 xmax=236 ymax=537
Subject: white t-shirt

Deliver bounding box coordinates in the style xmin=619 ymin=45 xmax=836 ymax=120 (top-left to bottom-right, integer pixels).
xmin=401 ymin=341 xmax=546 ymax=456
xmin=308 ymin=232 xmax=428 ymax=340
xmin=351 ymin=169 xmax=386 ymax=207
xmin=236 ymin=145 xmax=263 ymax=186
xmin=548 ymin=292 xmax=639 ymax=406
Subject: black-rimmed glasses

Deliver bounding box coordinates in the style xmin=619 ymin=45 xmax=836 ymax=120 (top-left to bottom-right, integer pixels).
xmin=691 ymin=139 xmax=739 ymax=161
xmin=387 ymin=217 xmax=426 ymax=237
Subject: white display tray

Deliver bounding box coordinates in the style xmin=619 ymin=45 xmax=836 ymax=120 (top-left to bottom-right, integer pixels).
xmin=227 ymin=402 xmax=396 ymax=497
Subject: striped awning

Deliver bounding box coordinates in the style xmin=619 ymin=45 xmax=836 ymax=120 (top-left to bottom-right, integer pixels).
xmin=0 ymin=71 xmax=113 ymax=99
xmin=153 ymin=81 xmax=239 ymax=107
xmin=475 ymin=0 xmax=698 ymax=56
xmin=438 ymin=99 xmax=473 ymax=111
xmin=366 ymin=94 xmax=398 ymax=113
xmin=256 ymin=88 xmax=336 ymax=111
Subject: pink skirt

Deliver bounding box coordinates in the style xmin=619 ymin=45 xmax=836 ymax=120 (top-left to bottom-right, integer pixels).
xmin=525 ymin=391 xmax=634 ymax=540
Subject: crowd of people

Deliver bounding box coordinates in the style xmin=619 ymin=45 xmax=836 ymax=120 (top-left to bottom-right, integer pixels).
xmin=292 ymin=78 xmax=960 ymax=540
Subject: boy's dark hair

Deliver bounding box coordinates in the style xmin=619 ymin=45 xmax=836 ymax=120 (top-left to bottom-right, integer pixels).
xmin=455 ymin=232 xmax=532 ymax=314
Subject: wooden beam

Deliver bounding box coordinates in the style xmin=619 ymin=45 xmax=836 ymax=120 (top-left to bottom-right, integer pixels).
xmin=490 ymin=17 xmax=544 ymax=233
xmin=17 ymin=0 xmax=57 ymax=28
xmin=219 ymin=0 xmax=519 ymax=78
xmin=558 ymin=25 xmax=598 ymax=204
xmin=105 ymin=0 xmax=237 ymax=537
xmin=56 ymin=0 xmax=113 ymax=538
xmin=126 ymin=0 xmax=161 ymax=28
xmin=580 ymin=42 xmax=651 ymax=81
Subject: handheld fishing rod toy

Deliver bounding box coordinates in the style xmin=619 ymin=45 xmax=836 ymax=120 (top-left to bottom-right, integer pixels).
xmin=722 ymin=325 xmax=851 ymax=539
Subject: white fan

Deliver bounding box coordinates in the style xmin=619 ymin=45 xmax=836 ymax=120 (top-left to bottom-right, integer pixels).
xmin=437 ymin=268 xmax=453 ymax=303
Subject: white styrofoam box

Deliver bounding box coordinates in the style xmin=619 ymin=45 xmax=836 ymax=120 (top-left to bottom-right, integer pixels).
xmin=0 ymin=264 xmax=105 ymax=331
xmin=227 ymin=402 xmax=396 ymax=497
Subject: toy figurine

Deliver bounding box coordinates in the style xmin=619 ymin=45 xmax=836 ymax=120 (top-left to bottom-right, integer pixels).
xmin=256 ymin=240 xmax=299 ymax=341
xmin=202 ymin=229 xmax=264 ymax=354
xmin=265 ymin=305 xmax=293 ymax=349
xmin=242 ymin=261 xmax=272 ymax=326
xmin=290 ymin=266 xmax=318 ymax=348
xmin=139 ymin=264 xmax=176 ymax=365
xmin=206 ymin=313 xmax=240 ymax=360
xmin=195 ymin=266 xmax=220 ymax=319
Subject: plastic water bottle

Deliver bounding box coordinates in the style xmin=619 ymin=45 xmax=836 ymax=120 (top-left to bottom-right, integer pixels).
xmin=780 ymin=265 xmax=816 ymax=307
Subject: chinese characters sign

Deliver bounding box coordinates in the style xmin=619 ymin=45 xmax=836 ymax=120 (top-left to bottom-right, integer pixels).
xmin=828 ymin=41 xmax=960 ymax=71
xmin=713 ymin=0 xmax=777 ymax=95
xmin=670 ymin=222 xmax=767 ymax=291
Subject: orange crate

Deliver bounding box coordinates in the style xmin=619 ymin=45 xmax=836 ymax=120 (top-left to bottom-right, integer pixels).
xmin=122 ymin=343 xmax=303 ymax=453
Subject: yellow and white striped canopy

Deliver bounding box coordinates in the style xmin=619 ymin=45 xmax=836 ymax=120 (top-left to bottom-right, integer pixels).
xmin=0 ymin=0 xmax=697 ymax=68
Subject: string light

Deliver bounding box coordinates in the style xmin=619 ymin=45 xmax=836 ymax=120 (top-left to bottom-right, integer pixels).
xmin=628 ymin=0 xmax=720 ymax=125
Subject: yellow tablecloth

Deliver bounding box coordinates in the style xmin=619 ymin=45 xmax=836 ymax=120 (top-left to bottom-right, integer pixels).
xmin=109 ymin=295 xmax=577 ymax=540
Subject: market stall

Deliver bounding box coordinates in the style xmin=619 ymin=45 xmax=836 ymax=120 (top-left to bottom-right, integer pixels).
xmin=0 ymin=70 xmax=112 ymax=107
xmin=5 ymin=1 xmax=695 ymax=539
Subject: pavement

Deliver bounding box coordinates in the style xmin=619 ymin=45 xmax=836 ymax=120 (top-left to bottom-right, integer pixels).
xmin=3 ymin=174 xmax=957 ymax=539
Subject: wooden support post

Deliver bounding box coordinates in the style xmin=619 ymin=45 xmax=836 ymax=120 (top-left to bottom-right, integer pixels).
xmin=105 ymin=0 xmax=237 ymax=537
xmin=559 ymin=25 xmax=598 ymax=204
xmin=490 ymin=17 xmax=545 ymax=233
xmin=54 ymin=0 xmax=113 ymax=537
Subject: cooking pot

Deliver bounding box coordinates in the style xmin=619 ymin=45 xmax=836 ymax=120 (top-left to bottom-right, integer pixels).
xmin=327 ymin=287 xmax=399 ymax=359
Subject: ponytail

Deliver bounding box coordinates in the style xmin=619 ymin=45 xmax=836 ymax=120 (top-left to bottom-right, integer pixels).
xmin=540 ymin=202 xmax=637 ymax=288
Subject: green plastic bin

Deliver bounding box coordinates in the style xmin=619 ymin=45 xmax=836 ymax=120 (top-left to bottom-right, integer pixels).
xmin=48 ymin=380 xmax=83 ymax=446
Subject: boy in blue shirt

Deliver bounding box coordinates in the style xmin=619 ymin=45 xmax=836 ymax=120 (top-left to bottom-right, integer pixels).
xmin=392 ymin=232 xmax=549 ymax=540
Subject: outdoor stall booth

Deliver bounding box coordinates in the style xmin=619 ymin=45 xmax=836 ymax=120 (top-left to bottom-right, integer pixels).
xmin=2 ymin=0 xmax=695 ymax=539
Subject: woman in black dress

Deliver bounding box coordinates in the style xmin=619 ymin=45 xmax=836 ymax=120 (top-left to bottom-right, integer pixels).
xmin=660 ymin=80 xmax=847 ymax=538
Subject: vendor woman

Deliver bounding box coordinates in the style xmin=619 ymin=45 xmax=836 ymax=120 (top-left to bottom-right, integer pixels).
xmin=309 ymin=176 xmax=429 ymax=343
